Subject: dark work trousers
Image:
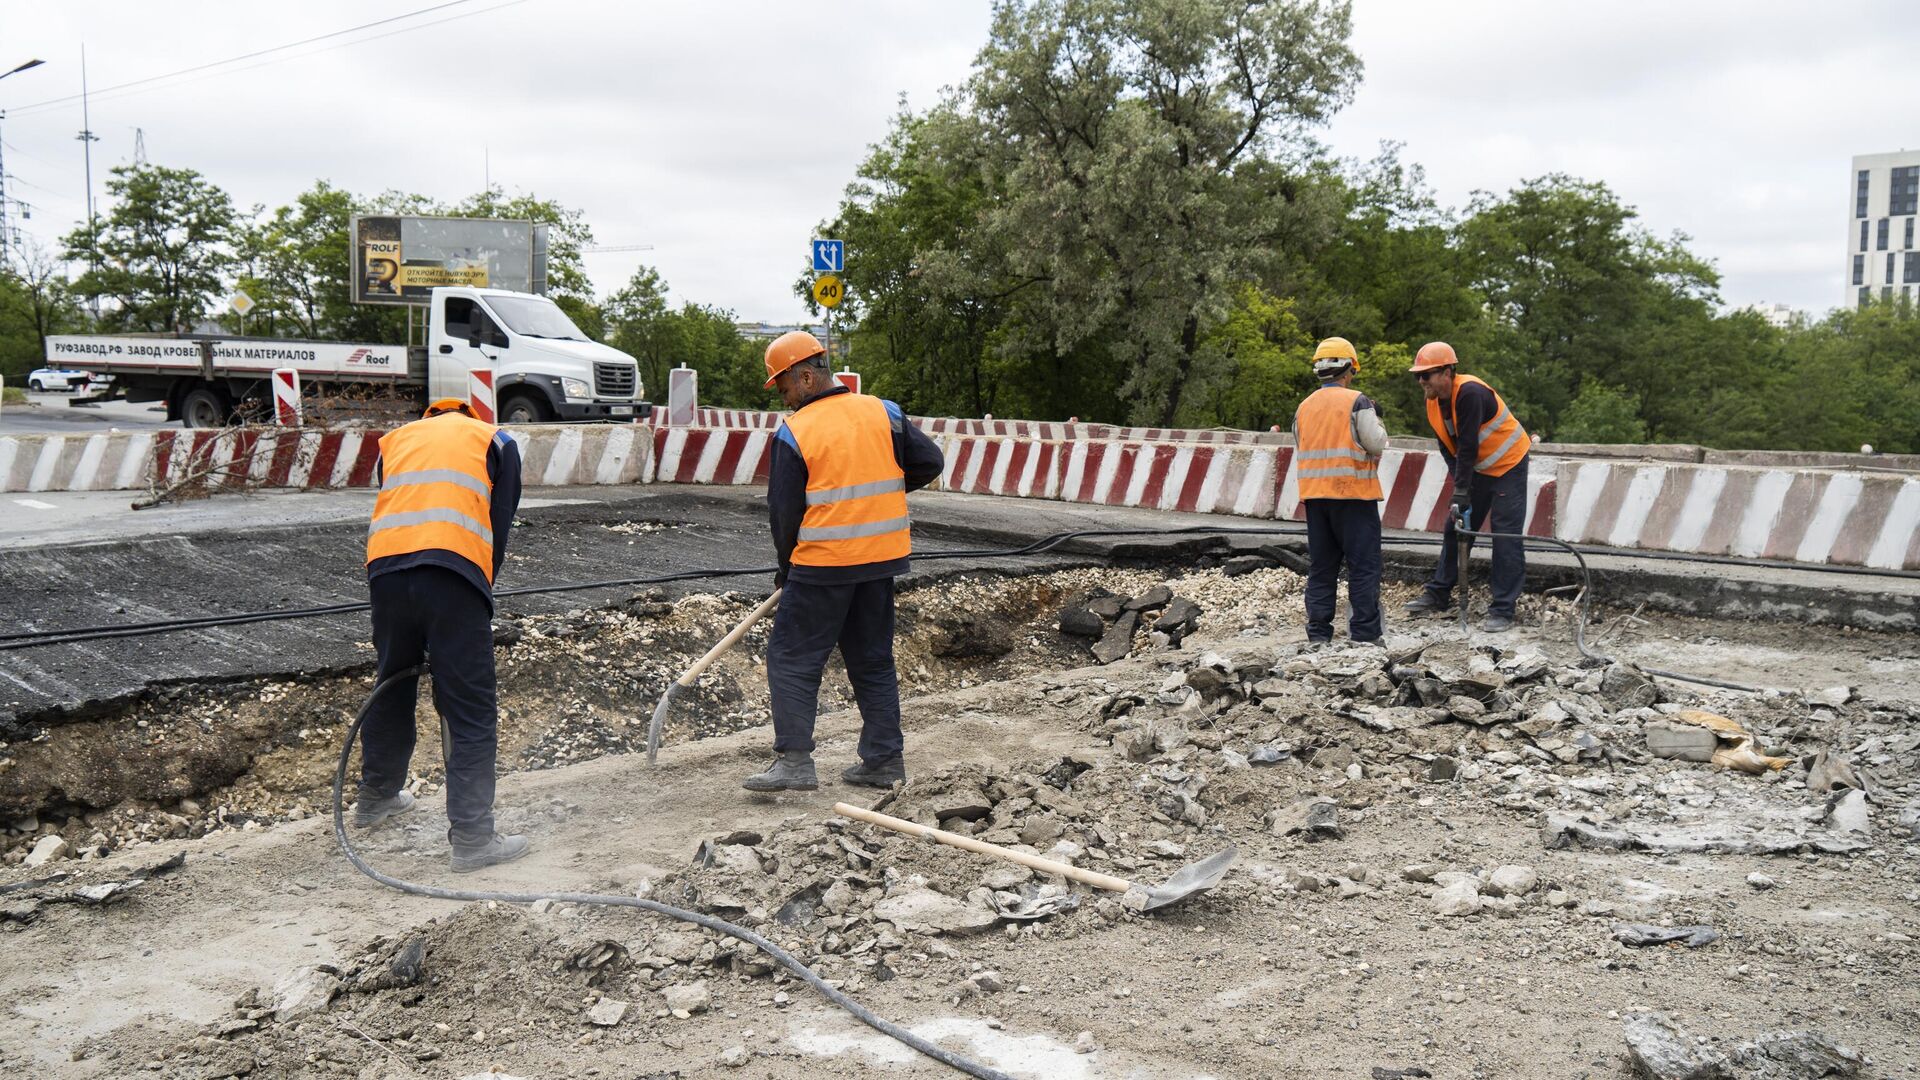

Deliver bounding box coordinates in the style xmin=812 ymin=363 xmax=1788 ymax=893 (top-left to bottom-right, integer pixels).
xmin=1427 ymin=456 xmax=1529 ymax=617
xmin=362 ymin=566 xmax=498 ymax=844
xmin=767 ymin=578 xmax=904 ymax=765
xmin=1303 ymin=498 xmax=1384 ymax=642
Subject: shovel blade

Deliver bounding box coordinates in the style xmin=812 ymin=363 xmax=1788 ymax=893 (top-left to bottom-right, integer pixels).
xmin=645 ymin=684 xmax=679 ymax=766
xmin=1140 ymin=845 xmax=1237 ymax=911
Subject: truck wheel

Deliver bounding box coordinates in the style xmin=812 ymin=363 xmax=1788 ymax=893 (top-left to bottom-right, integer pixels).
xmin=499 ymin=390 xmax=553 ymax=425
xmin=180 ymin=387 xmax=233 ymax=429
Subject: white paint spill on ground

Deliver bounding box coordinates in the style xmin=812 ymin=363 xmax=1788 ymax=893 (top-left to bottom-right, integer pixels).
xmin=12 ymin=498 xmax=55 ymax=509
xmin=790 ymin=1016 xmax=1218 ymax=1080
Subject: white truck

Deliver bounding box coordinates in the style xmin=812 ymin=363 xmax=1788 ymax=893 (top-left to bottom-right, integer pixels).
xmin=45 ymin=286 xmax=648 ymax=428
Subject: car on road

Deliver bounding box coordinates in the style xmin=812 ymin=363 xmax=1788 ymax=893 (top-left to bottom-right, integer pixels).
xmin=26 ymin=367 xmax=98 ymax=393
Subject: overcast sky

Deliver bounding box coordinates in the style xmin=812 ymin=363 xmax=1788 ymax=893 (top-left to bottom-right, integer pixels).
xmin=4 ymin=1 xmax=1913 ymax=322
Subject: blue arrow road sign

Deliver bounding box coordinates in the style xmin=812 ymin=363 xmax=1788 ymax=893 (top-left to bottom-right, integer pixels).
xmin=812 ymin=238 xmax=844 ymax=273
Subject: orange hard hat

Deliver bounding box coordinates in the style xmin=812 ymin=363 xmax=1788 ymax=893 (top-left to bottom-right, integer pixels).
xmin=764 ymin=331 xmax=826 ymax=387
xmin=1409 ymin=341 xmax=1458 ymax=373
xmin=424 ymin=398 xmax=474 ymax=417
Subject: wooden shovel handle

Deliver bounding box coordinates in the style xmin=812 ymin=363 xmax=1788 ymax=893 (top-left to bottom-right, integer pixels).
xmin=678 ymin=589 xmax=781 ymax=687
xmin=833 ymin=801 xmax=1135 ymax=895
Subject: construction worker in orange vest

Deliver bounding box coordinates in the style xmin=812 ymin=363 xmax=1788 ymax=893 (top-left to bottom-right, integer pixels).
xmin=359 ymin=398 xmax=529 ymax=872
xmin=1293 ymin=338 xmax=1390 ymax=644
xmin=744 ymin=332 xmax=945 ymax=792
xmin=1405 ymin=342 xmax=1530 ymax=632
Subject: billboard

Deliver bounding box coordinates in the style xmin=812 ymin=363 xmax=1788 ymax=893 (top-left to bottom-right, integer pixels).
xmin=350 ymin=215 xmax=551 ymax=306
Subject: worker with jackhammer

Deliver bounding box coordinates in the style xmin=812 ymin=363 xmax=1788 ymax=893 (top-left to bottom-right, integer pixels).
xmin=744 ymin=331 xmax=945 ymax=793
xmin=1404 ymin=342 xmax=1531 ymax=632
xmin=1293 ymin=337 xmax=1388 ymax=644
xmin=357 ymin=398 xmax=530 ymax=872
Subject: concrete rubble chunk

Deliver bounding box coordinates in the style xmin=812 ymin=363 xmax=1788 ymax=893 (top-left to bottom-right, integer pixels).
xmin=22 ymin=835 xmax=68 ymax=868
xmin=1221 ymin=554 xmax=1271 ymax=577
xmin=1731 ymin=1030 xmax=1866 ymax=1077
xmin=1058 ymin=604 xmax=1106 ymax=639
xmin=586 ymin=998 xmax=629 ymax=1027
xmin=1484 ymin=865 xmax=1538 ymax=898
xmin=1823 ymin=789 xmax=1870 ymax=835
xmin=719 ymin=1045 xmax=751 ymax=1068
xmin=1807 ymin=686 xmax=1854 ymax=708
xmin=1622 ymin=1011 xmax=1732 ymax=1080
xmin=1613 ymin=923 xmax=1719 ymax=948
xmin=663 ymin=981 xmax=711 ymax=1018
xmin=1645 ymin=719 xmax=1720 ymax=762
xmin=1431 ymin=879 xmax=1480 ymax=917
xmin=270 ymin=966 xmax=341 ymax=1022
xmin=1123 ymin=586 xmax=1172 ymax=613
xmin=873 ymin=887 xmax=1001 ymax=936
xmin=1601 ymin=664 xmax=1661 ymax=709
xmin=1153 ymin=597 xmax=1202 ymax=633
xmin=1264 ymin=795 xmax=1342 ymax=841
xmin=1092 ymin=611 xmax=1139 ymax=665
xmin=1087 ymin=593 xmax=1125 ymax=620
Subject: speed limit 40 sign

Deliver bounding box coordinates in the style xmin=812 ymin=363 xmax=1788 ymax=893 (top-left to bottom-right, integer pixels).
xmin=812 ymin=274 xmax=844 ymax=309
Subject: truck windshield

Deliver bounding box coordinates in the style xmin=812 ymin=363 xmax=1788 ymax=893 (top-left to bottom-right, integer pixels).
xmin=482 ymin=295 xmax=587 ymax=340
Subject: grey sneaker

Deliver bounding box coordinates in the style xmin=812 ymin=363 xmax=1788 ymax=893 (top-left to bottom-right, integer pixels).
xmin=352 ymin=790 xmax=416 ymax=828
xmin=1404 ymin=592 xmax=1453 ymax=616
xmin=742 ymin=751 xmax=818 ymax=792
xmin=1483 ymin=613 xmax=1514 ymax=633
xmin=449 ymin=833 xmax=531 ymax=873
xmin=842 ymin=756 xmax=907 ymax=789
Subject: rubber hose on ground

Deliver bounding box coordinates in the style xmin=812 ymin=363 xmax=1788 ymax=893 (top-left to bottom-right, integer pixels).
xmin=332 ymin=664 xmax=1017 ymax=1080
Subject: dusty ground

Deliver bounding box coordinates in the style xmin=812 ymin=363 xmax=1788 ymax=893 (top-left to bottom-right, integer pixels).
xmin=1 ymin=562 xmax=1916 ymax=1079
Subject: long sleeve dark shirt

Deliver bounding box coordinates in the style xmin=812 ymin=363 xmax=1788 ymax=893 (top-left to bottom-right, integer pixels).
xmin=768 ymin=386 xmax=945 ymax=585
xmin=1434 ymin=379 xmax=1498 ymax=493
xmin=367 ymin=429 xmax=523 ymax=608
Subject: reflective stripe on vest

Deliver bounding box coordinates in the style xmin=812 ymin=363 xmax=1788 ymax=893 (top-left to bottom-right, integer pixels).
xmin=365 ymin=412 xmax=499 ymax=582
xmin=1292 ymin=386 xmax=1383 ymax=501
xmin=1427 ymin=373 xmax=1528 ymax=478
xmin=781 ymin=393 xmax=911 ymax=567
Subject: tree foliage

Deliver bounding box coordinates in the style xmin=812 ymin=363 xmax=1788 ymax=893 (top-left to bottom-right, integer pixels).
xmin=62 ymin=164 xmax=238 ymax=333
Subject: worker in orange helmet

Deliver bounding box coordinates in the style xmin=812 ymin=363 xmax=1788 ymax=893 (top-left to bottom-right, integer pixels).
xmin=360 ymin=398 xmax=529 ymax=871
xmin=1292 ymin=337 xmax=1389 ymax=644
xmin=1405 ymin=343 xmax=1531 ymax=632
xmin=743 ymin=331 xmax=945 ymax=793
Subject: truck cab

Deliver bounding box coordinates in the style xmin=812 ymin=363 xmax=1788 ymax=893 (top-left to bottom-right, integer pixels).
xmin=429 ymin=287 xmax=645 ymax=423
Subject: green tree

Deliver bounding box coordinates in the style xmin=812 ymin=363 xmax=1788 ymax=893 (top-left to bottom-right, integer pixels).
xmin=1175 ymin=284 xmax=1313 ymax=429
xmin=605 ymin=266 xmax=772 ymax=409
xmin=0 ymin=241 xmax=84 ymax=378
xmin=956 ymin=0 xmax=1360 ymax=425
xmin=1555 ymin=380 xmax=1648 ymax=443
xmin=62 ymin=163 xmax=237 ymax=332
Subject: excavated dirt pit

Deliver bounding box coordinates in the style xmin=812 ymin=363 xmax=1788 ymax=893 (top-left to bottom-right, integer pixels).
xmin=3 ymin=563 xmax=1918 ymax=1080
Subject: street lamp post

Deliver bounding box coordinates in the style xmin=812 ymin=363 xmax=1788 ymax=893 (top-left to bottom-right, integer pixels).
xmin=0 ymin=58 xmax=47 ymax=266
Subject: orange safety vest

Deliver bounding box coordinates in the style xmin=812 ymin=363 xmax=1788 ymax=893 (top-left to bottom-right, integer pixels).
xmin=1427 ymin=373 xmax=1529 ymax=478
xmin=365 ymin=411 xmax=500 ymax=582
xmin=781 ymin=393 xmax=911 ymax=567
xmin=1292 ymin=386 xmax=1383 ymax=501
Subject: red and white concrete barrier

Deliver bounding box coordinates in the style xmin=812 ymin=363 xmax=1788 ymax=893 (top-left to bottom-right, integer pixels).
xmin=468 ymin=369 xmax=496 ymax=423
xmin=835 ymin=368 xmax=861 ymax=394
xmin=0 ymin=432 xmax=158 ymax=493
xmin=1556 ymin=461 xmax=1920 ymax=570
xmin=693 ymin=407 xmax=781 ymax=429
xmin=649 ymin=427 xmax=774 ymax=486
xmin=272 ymin=368 xmax=302 ymax=426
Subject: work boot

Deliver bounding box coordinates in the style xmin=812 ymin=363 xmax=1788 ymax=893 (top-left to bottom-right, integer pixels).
xmin=1403 ymin=591 xmax=1453 ymax=616
xmin=352 ymin=790 xmax=415 ymax=828
xmin=842 ymin=756 xmax=907 ymax=789
xmin=742 ymin=751 xmax=818 ymax=792
xmin=1482 ymin=613 xmax=1514 ymax=633
xmin=449 ymin=833 xmax=532 ymax=874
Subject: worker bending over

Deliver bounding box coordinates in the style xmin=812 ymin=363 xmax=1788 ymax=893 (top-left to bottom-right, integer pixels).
xmin=744 ymin=332 xmax=945 ymax=793
xmin=1404 ymin=343 xmax=1530 ymax=632
xmin=1292 ymin=337 xmax=1388 ymax=643
xmin=358 ymin=398 xmax=529 ymax=872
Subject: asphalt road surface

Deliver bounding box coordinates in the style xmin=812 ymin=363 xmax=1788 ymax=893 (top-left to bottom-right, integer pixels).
xmin=0 ymin=393 xmax=177 ymax=436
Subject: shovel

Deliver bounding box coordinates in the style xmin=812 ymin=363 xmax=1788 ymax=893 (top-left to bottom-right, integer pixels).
xmin=834 ymin=802 xmax=1236 ymax=912
xmin=647 ymin=588 xmax=781 ymax=765
xmin=1455 ymin=509 xmax=1472 ymax=634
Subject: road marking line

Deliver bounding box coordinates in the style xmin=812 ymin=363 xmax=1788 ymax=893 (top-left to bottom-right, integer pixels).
xmin=13 ymin=498 xmax=56 ymax=509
